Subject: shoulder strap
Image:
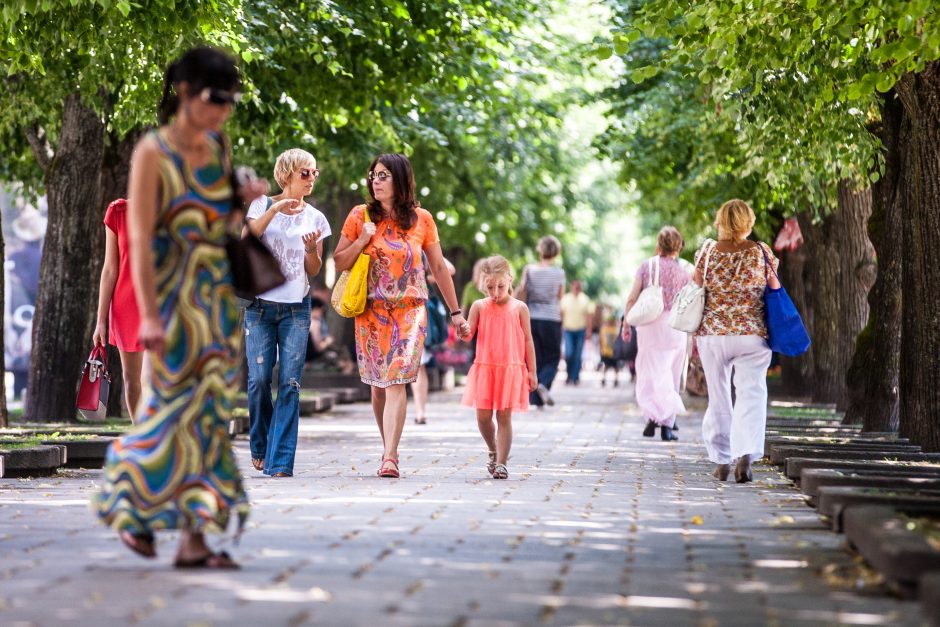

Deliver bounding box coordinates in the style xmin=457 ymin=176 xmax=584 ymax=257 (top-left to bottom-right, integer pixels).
xmin=265 ymin=196 xmax=273 ymax=211
xmin=701 ymin=240 xmax=716 ymax=283
xmin=363 ymin=205 xmax=371 ymax=223
xmin=758 ymin=242 xmax=779 ymax=281
xmin=649 ymin=256 xmax=660 ymax=287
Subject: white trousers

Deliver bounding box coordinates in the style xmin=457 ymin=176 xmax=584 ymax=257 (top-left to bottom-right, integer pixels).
xmin=697 ymin=335 xmax=772 ymax=464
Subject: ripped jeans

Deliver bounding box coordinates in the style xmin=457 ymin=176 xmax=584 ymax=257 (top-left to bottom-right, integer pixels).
xmin=245 ymin=297 xmax=311 ymax=476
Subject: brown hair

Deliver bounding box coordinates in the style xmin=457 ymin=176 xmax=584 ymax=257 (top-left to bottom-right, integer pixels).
xmin=714 ymin=199 xmax=756 ymax=240
xmin=657 ymin=226 xmax=684 ymax=255
xmin=537 ymin=235 xmax=561 ymax=260
xmin=366 ymin=153 xmax=418 ymax=231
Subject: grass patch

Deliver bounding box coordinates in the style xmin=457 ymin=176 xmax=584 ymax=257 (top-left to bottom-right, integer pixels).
xmin=769 ymin=406 xmax=844 ymax=420
xmin=0 ymin=437 xmax=44 ymax=450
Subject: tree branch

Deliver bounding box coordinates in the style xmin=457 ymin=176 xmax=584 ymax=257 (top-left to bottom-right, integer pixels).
xmin=24 ymin=123 xmax=54 ymax=171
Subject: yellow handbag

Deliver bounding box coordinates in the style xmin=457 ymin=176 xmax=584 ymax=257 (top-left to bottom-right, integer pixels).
xmin=331 ymin=206 xmax=371 ymax=317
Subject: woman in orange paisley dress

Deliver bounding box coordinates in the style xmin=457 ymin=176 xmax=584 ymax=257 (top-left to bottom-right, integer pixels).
xmin=333 ymin=154 xmax=467 ymax=478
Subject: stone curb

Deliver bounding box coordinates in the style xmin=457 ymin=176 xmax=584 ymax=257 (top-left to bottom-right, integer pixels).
xmin=844 ymin=504 xmax=940 ymax=596
xmin=818 ymin=486 xmax=940 ymax=531
xmin=0 ymin=445 xmax=66 ymax=477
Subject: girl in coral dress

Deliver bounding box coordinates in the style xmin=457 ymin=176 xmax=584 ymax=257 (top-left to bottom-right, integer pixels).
xmin=461 ymin=255 xmax=537 ymax=479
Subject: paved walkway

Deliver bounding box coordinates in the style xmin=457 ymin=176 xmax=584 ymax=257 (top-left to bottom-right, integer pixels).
xmin=0 ymin=374 xmax=920 ymax=626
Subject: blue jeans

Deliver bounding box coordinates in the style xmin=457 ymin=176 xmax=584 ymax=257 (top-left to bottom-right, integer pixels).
xmin=245 ymin=297 xmax=311 ymax=476
xmin=564 ymin=329 xmax=586 ymax=383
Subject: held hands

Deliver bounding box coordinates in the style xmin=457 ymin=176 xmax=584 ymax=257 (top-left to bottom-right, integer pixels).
xmin=451 ymin=314 xmax=470 ymax=340
xmin=527 ymin=370 xmax=538 ymax=392
xmin=621 ymin=325 xmax=632 ymax=342
xmin=138 ymin=314 xmax=166 ymax=357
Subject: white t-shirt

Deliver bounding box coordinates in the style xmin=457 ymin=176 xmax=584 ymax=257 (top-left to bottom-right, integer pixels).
xmin=247 ymin=196 xmax=331 ymax=303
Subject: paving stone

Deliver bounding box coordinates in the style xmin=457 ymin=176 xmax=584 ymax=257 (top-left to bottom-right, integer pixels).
xmin=0 ymin=374 xmax=922 ymax=625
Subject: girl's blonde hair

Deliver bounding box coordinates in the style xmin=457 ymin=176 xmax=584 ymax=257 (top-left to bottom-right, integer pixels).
xmin=273 ymin=148 xmax=317 ymax=188
xmin=477 ymin=255 xmax=514 ymax=290
xmin=714 ymin=199 xmax=756 ymax=240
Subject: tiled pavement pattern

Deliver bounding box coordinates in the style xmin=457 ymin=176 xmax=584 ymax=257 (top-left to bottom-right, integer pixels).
xmin=0 ymin=375 xmax=921 ymax=626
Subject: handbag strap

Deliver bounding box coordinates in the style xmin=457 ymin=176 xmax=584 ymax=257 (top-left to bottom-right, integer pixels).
xmin=700 ymin=240 xmax=716 ymax=283
xmin=759 ymin=243 xmax=780 ymax=282
xmin=649 ymin=256 xmax=660 ymax=287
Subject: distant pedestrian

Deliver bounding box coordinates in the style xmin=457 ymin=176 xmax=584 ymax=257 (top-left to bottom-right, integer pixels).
xmin=559 ymin=279 xmax=594 ymax=385
xmin=460 ymin=255 xmax=537 ymax=479
xmin=332 ymin=153 xmax=466 ymax=479
xmin=244 ymin=148 xmax=331 ymax=478
xmin=597 ymin=306 xmax=622 ymax=387
xmin=695 ymin=199 xmax=780 ymax=483
xmin=516 ymin=235 xmax=565 ymax=408
xmin=624 ymin=226 xmax=689 ymax=441
xmin=93 ymin=198 xmax=147 ymax=423
xmin=94 ymin=46 xmax=266 ymax=568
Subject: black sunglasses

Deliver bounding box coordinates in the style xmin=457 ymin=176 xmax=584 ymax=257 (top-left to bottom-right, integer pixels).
xmin=199 ymin=87 xmax=241 ymax=106
xmin=299 ymin=168 xmax=320 ymax=180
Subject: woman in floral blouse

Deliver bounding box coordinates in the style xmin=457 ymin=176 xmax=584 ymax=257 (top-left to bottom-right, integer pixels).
xmin=693 ymin=199 xmax=780 ymax=483
xmin=333 ymin=154 xmax=467 ymax=479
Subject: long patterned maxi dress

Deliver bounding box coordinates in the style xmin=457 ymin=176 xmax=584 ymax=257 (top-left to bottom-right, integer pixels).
xmin=341 ymin=204 xmax=439 ymax=387
xmin=93 ymin=130 xmax=248 ymax=536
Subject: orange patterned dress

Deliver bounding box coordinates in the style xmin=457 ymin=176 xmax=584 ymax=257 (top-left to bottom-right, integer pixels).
xmin=341 ymin=204 xmax=440 ymax=387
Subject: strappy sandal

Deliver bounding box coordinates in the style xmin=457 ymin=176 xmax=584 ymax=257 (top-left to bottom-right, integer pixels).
xmin=251 ymin=458 xmax=264 ymax=472
xmin=377 ymin=457 xmax=400 ymax=478
xmin=174 ymin=550 xmax=240 ymax=570
xmin=119 ymin=530 xmax=156 ymax=559
xmin=491 ymin=463 xmax=509 ymax=480
xmin=486 ymin=450 xmax=497 ymax=475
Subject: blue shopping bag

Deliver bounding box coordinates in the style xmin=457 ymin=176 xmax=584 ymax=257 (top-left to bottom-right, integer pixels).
xmin=761 ymin=247 xmax=810 ymax=357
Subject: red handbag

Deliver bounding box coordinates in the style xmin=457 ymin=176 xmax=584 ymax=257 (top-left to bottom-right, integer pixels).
xmin=76 ymin=345 xmax=111 ymax=422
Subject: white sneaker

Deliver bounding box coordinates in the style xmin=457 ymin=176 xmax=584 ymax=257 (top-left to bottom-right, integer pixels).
xmin=536 ymin=384 xmax=554 ymax=406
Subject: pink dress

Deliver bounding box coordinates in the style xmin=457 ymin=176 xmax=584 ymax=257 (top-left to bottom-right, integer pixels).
xmin=633 ymin=257 xmax=690 ymax=426
xmin=461 ymin=298 xmax=529 ymax=411
xmin=103 ymin=199 xmax=143 ymax=352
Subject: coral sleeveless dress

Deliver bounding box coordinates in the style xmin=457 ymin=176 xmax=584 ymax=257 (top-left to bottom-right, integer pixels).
xmin=461 ymin=298 xmax=529 ymax=411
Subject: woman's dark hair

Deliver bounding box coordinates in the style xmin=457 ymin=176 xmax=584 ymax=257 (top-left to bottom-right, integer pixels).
xmin=366 ymin=153 xmax=418 ymax=231
xmin=158 ymin=46 xmax=240 ymax=124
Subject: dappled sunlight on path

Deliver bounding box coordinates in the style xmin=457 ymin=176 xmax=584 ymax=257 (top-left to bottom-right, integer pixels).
xmin=0 ymin=372 xmax=919 ymax=625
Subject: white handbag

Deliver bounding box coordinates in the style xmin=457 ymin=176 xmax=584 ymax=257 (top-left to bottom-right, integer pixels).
xmin=669 ymin=241 xmax=715 ymax=333
xmin=626 ymin=256 xmax=664 ymax=327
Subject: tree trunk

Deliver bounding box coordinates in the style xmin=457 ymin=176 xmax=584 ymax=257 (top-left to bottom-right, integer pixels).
xmin=100 ymin=130 xmax=139 ymax=418
xmin=25 ymin=93 xmax=105 ymax=423
xmin=843 ymin=93 xmax=903 ymax=432
xmin=797 ymin=184 xmax=873 ymax=410
xmin=0 ymin=223 xmax=7 ymax=428
xmin=896 ymin=62 xmax=940 ymax=451
xmin=776 ymin=246 xmax=813 ymax=397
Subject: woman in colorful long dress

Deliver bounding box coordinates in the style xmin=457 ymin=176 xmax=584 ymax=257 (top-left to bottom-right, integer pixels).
xmin=333 ymin=154 xmax=467 ymax=478
xmin=94 ymin=47 xmax=261 ymax=568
